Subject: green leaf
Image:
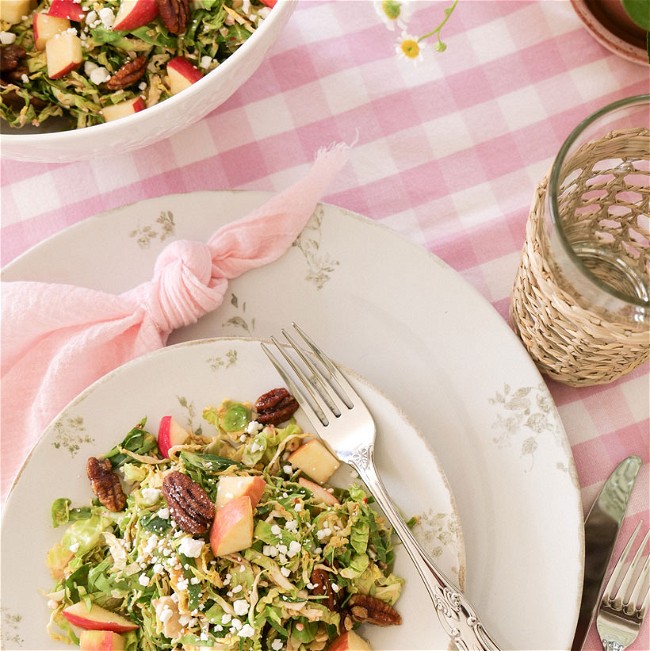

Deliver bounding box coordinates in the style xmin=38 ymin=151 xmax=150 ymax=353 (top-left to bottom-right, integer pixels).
xmin=140 ymin=512 xmax=171 ymax=535
xmin=104 ymin=419 xmax=158 ymax=467
xmin=52 ymin=498 xmax=71 ymax=527
xmin=622 ymin=0 xmax=650 ymax=31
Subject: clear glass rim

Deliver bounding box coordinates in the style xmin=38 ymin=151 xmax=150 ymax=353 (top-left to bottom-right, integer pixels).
xmin=548 ymin=93 xmax=650 ymax=310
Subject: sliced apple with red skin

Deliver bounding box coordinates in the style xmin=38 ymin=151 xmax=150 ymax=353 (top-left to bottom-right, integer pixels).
xmin=166 ymin=56 xmax=203 ymax=95
xmin=210 ymin=495 xmax=254 ymax=556
xmin=113 ymin=0 xmax=158 ymax=31
xmin=259 ymin=0 xmax=276 ymax=7
xmin=215 ymin=475 xmax=266 ymax=510
xmin=298 ymin=476 xmax=340 ymax=506
xmin=79 ymin=630 xmax=126 ymax=651
xmin=100 ymin=96 xmax=146 ymax=122
xmin=33 ymin=12 xmax=70 ymax=50
xmin=157 ymin=415 xmax=190 ymax=458
xmin=327 ymin=630 xmax=371 ymax=651
xmin=288 ymin=439 xmax=340 ymax=484
xmin=62 ymin=603 xmax=138 ymax=633
xmin=45 ymin=31 xmax=83 ymax=79
xmin=0 ymin=0 xmax=34 ymax=24
xmin=48 ymin=0 xmax=84 ymax=21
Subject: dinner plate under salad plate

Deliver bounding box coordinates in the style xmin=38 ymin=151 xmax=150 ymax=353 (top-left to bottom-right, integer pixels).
xmin=1 ymin=337 xmax=462 ymax=650
xmin=1 ymin=191 xmax=584 ymax=650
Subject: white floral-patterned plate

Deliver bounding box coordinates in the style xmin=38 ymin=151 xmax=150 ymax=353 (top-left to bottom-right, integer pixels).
xmin=1 ymin=191 xmax=584 ymax=650
xmin=1 ymin=337 xmax=461 ymax=650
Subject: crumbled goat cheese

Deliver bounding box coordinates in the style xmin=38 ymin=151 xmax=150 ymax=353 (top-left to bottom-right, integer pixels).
xmin=178 ymin=537 xmax=204 ymax=558
xmin=246 ymin=420 xmax=262 ymax=434
xmin=98 ymin=7 xmax=114 ymax=28
xmin=140 ymin=487 xmax=161 ymax=505
xmin=238 ymin=624 xmax=255 ymax=638
xmin=233 ymin=599 xmax=248 ymax=616
xmin=159 ymin=606 xmax=173 ymax=623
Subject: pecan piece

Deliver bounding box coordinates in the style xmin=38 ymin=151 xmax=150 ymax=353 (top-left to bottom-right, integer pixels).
xmin=162 ymin=471 xmax=215 ymax=534
xmin=157 ymin=0 xmax=190 ymax=35
xmin=106 ymin=56 xmax=147 ymax=90
xmin=255 ymin=387 xmax=299 ymax=425
xmin=87 ymin=457 xmax=127 ymax=512
xmin=4 ymin=66 xmax=28 ymax=84
xmin=0 ymin=45 xmax=26 ymax=74
xmin=310 ymin=567 xmax=338 ymax=611
xmin=348 ymin=594 xmax=402 ymax=626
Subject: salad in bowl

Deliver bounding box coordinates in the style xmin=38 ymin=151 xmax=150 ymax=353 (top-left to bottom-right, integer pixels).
xmin=0 ymin=0 xmax=275 ymax=129
xmin=44 ymin=387 xmax=404 ymax=650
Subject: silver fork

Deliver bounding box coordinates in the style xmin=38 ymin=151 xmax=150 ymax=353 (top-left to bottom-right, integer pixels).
xmin=597 ymin=522 xmax=650 ymax=651
xmin=262 ymin=323 xmax=501 ymax=651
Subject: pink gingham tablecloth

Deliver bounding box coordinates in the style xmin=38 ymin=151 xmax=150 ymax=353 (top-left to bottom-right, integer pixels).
xmin=1 ymin=2 xmax=648 ymax=650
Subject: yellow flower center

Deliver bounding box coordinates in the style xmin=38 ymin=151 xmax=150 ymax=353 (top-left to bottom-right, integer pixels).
xmin=400 ymin=38 xmax=420 ymax=59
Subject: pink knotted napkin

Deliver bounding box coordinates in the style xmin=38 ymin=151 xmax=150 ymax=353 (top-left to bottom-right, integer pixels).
xmin=1 ymin=143 xmax=350 ymax=498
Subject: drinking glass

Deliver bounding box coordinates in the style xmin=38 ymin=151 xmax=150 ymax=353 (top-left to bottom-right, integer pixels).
xmin=511 ymin=95 xmax=649 ymax=386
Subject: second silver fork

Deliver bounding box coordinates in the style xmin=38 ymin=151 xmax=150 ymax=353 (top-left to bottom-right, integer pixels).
xmin=263 ymin=323 xmax=501 ymax=651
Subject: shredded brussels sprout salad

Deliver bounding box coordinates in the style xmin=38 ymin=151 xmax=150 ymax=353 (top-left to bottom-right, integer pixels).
xmin=0 ymin=0 xmax=273 ymax=129
xmin=44 ymin=389 xmax=404 ymax=650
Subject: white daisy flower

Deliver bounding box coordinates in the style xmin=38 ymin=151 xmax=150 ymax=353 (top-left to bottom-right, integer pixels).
xmin=395 ymin=31 xmax=426 ymax=64
xmin=374 ymin=0 xmax=412 ymax=31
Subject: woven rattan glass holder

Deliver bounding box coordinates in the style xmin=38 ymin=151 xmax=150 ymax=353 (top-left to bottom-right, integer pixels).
xmin=511 ymin=97 xmax=649 ymax=387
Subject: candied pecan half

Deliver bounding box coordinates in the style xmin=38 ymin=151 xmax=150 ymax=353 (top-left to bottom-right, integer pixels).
xmin=162 ymin=471 xmax=215 ymax=534
xmin=310 ymin=567 xmax=338 ymax=611
xmin=87 ymin=457 xmax=127 ymax=512
xmin=348 ymin=594 xmax=402 ymax=626
xmin=0 ymin=45 xmax=26 ymax=75
xmin=157 ymin=0 xmax=190 ymax=35
xmin=106 ymin=55 xmax=147 ymax=90
xmin=255 ymin=387 xmax=299 ymax=425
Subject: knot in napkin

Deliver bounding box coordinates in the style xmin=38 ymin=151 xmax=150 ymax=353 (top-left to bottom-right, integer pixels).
xmin=1 ymin=142 xmax=351 ymax=499
xmin=145 ymin=239 xmax=223 ymax=333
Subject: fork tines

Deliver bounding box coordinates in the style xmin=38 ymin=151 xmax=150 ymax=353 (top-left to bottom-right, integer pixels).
xmin=261 ymin=323 xmax=353 ymax=427
xmin=603 ymin=521 xmax=650 ymax=617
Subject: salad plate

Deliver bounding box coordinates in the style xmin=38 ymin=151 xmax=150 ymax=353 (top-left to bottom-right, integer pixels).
xmin=1 ymin=190 xmax=584 ymax=650
xmin=1 ymin=337 xmax=462 ymax=650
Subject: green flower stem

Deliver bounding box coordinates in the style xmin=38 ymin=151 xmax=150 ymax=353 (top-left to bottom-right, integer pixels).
xmin=417 ymin=0 xmax=459 ymax=43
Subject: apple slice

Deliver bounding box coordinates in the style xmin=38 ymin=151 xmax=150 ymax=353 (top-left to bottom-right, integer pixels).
xmin=48 ymin=0 xmax=84 ymax=21
xmin=215 ymin=476 xmax=266 ymax=510
xmin=0 ymin=0 xmax=34 ymax=23
xmin=62 ymin=603 xmax=138 ymax=633
xmin=45 ymin=31 xmax=83 ymax=79
xmin=79 ymin=630 xmax=126 ymax=651
xmin=166 ymin=56 xmax=202 ymax=95
xmin=113 ymin=0 xmax=158 ymax=31
xmin=298 ymin=477 xmax=340 ymax=506
xmin=210 ymin=495 xmax=253 ymax=557
xmin=288 ymin=439 xmax=340 ymax=484
xmin=33 ymin=12 xmax=70 ymax=50
xmin=328 ymin=630 xmax=371 ymax=651
xmin=100 ymin=96 xmax=146 ymax=122
xmin=259 ymin=0 xmax=276 ymax=7
xmin=157 ymin=415 xmax=190 ymax=458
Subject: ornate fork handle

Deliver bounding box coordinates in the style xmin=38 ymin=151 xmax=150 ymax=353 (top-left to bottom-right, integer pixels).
xmin=346 ymin=445 xmax=501 ymax=651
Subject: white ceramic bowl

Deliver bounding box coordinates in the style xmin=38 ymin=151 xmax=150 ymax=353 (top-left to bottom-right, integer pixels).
xmin=0 ymin=0 xmax=295 ymax=163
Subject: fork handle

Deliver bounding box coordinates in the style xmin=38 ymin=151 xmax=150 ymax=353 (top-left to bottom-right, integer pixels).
xmin=355 ymin=451 xmax=501 ymax=651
